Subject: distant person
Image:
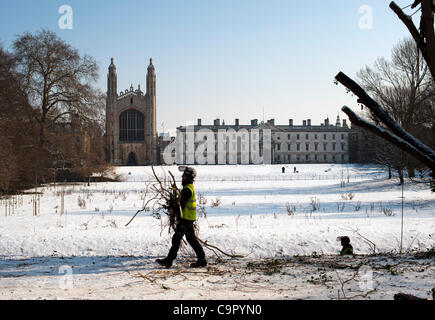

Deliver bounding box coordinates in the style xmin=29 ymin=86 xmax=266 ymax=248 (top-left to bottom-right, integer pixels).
xmin=282 ymin=167 xmax=285 ymax=173
xmin=293 ymin=166 xmax=297 ymax=173
xmin=337 ymin=236 xmax=354 ymax=256
xmin=156 ymin=166 xmax=207 ymax=268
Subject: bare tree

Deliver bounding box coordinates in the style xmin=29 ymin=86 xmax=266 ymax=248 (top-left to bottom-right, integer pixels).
xmin=10 ymin=29 xmax=107 ymax=184
xmin=357 ymin=38 xmax=435 ymax=181
xmin=0 ymin=46 xmax=40 ymax=192
xmin=12 ymin=29 xmax=104 ymax=150
xmin=336 ymin=1 xmax=435 ymax=190
xmin=1 ymin=30 xmax=109 ymax=192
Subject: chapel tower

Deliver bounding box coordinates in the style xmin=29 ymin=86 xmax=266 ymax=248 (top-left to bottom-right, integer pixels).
xmin=105 ymin=58 xmax=158 ymax=165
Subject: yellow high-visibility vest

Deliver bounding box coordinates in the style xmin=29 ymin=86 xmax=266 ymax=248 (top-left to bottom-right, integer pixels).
xmin=181 ymin=183 xmax=196 ymax=221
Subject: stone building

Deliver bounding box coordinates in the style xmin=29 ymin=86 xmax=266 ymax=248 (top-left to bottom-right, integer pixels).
xmin=105 ymin=58 xmax=158 ymax=165
xmin=173 ymin=116 xmax=351 ymax=165
xmin=348 ymin=125 xmax=379 ymax=163
xmin=271 ymin=116 xmax=350 ymax=164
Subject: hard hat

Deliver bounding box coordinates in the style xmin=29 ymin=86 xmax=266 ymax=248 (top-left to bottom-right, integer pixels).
xmin=178 ymin=166 xmax=197 ymax=179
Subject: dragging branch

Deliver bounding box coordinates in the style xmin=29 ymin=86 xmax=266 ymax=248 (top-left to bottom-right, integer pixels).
xmin=198 ymin=238 xmax=249 ymax=259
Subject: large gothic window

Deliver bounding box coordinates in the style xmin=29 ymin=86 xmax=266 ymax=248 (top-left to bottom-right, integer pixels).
xmin=119 ymin=109 xmax=145 ymax=141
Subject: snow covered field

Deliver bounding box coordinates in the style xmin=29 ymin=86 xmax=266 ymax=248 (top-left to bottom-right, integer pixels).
xmin=0 ymin=164 xmax=434 ymax=300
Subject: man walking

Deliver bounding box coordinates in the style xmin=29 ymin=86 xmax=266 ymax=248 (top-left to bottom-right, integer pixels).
xmin=156 ymin=166 xmax=207 ymax=268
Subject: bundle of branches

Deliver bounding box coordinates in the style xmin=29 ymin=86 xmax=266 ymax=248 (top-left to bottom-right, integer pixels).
xmin=125 ymin=166 xmax=246 ymax=259
xmin=125 ymin=166 xmax=180 ymax=232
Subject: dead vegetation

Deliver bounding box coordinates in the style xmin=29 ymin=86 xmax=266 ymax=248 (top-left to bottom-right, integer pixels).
xmin=124 ymin=249 xmax=435 ymax=299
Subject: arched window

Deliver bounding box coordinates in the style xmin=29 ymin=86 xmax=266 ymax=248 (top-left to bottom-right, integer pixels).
xmin=119 ymin=109 xmax=144 ymax=141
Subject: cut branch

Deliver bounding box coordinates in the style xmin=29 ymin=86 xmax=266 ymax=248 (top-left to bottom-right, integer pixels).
xmin=340 ymin=226 xmax=377 ymax=254
xmin=342 ymin=106 xmax=435 ymax=171
xmin=390 ymin=1 xmax=435 ymax=80
xmin=390 ymin=2 xmax=428 ymax=63
xmin=198 ymin=238 xmax=248 ymax=259
xmin=335 ymin=72 xmax=435 ymax=166
xmin=125 ymin=193 xmax=159 ymax=227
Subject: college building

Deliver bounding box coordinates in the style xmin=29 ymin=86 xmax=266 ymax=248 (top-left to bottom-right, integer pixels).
xmin=103 ymin=59 xmax=374 ymax=166
xmin=171 ymin=116 xmax=352 ymax=165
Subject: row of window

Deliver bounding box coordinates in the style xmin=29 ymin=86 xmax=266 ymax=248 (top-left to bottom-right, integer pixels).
xmin=276 ymin=154 xmax=347 ymax=162
xmin=276 ymin=142 xmax=346 ymax=151
xmin=190 ymin=141 xmax=347 ymax=152
xmin=192 ymin=133 xmax=348 ymax=142
xmin=276 ymin=133 xmax=347 ymax=141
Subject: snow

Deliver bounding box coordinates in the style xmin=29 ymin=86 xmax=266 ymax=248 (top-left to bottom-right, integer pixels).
xmin=0 ymin=164 xmax=434 ymax=300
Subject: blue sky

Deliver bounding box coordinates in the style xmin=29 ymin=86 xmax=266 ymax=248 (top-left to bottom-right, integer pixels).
xmin=0 ymin=0 xmax=417 ymax=134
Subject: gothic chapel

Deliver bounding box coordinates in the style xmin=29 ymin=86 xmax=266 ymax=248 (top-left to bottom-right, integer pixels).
xmin=105 ymin=58 xmax=157 ymax=165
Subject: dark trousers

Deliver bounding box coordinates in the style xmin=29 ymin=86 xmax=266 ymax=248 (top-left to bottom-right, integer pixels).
xmin=167 ymin=219 xmax=206 ymax=262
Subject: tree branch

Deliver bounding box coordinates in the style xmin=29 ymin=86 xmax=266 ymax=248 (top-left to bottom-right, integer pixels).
xmin=390 ymin=2 xmax=427 ymax=58
xmin=335 ymin=72 xmax=435 ymax=163
xmin=390 ymin=1 xmax=435 ymax=79
xmin=342 ymin=106 xmax=435 ymax=171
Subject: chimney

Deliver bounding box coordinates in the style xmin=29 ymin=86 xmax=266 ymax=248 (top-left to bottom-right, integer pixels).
xmin=197 ymin=119 xmax=202 ymax=126
xmin=267 ymin=119 xmax=275 ymax=126
xmin=342 ymin=119 xmax=348 ymax=128
xmin=251 ymin=119 xmax=258 ymax=126
xmin=235 ymin=118 xmax=239 ymax=126
xmin=303 ymin=120 xmax=307 ymax=126
xmin=289 ymin=119 xmax=293 ymax=126
xmin=214 ymin=118 xmax=220 ymax=126
xmin=307 ymin=119 xmax=311 ymax=126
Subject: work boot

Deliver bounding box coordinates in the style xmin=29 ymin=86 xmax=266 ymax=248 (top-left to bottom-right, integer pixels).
xmin=156 ymin=258 xmax=173 ymax=268
xmin=190 ymin=260 xmax=207 ymax=268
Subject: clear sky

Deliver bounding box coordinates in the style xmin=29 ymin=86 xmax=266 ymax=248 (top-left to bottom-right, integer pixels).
xmin=0 ymin=0 xmax=418 ymax=134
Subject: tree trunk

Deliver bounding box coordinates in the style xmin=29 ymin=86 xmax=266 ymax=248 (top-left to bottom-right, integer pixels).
xmin=431 ymin=172 xmax=435 ymax=191
xmin=390 ymin=1 xmax=435 ymax=80
xmin=39 ymin=121 xmax=45 ymax=147
xmin=398 ymin=169 xmax=404 ymax=185
xmin=420 ymin=0 xmax=435 ymax=77
xmin=407 ymin=166 xmax=416 ymax=178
